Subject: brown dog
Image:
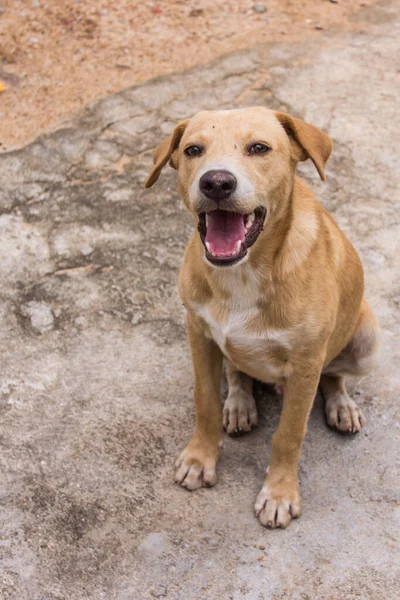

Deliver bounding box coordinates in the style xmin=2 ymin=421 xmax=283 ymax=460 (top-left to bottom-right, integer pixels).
xmin=145 ymin=107 xmax=381 ymax=529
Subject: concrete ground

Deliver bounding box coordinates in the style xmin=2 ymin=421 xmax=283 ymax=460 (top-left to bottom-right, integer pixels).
xmin=0 ymin=2 xmax=399 ymax=599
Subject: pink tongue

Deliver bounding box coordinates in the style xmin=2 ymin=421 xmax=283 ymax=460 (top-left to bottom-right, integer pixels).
xmin=205 ymin=210 xmax=245 ymax=257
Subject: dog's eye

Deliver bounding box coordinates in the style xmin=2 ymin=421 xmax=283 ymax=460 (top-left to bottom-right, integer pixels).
xmin=184 ymin=145 xmax=203 ymax=157
xmin=248 ymin=143 xmax=270 ymax=155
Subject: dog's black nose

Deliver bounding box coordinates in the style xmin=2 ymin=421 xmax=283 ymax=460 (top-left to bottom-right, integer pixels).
xmin=199 ymin=170 xmax=237 ymax=201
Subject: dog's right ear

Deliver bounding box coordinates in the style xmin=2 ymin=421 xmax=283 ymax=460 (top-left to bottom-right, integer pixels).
xmin=144 ymin=120 xmax=190 ymax=188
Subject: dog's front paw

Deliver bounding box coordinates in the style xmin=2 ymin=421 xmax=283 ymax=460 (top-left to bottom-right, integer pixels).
xmin=223 ymin=391 xmax=258 ymax=434
xmin=174 ymin=441 xmax=218 ymax=491
xmin=254 ymin=475 xmax=301 ymax=529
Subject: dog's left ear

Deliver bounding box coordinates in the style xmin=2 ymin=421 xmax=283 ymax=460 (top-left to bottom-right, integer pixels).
xmin=145 ymin=120 xmax=190 ymax=188
xmin=275 ymin=112 xmax=332 ymax=181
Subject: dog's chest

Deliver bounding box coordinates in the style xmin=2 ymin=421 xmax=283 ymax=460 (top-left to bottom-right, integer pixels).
xmin=189 ymin=270 xmax=291 ymax=382
xmin=194 ymin=302 xmax=256 ymax=355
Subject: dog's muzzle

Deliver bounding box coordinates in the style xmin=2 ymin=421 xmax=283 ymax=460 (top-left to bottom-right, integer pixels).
xmin=198 ymin=206 xmax=267 ymax=267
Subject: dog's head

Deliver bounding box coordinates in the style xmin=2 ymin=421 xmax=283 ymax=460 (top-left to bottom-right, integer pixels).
xmin=145 ymin=107 xmax=332 ymax=268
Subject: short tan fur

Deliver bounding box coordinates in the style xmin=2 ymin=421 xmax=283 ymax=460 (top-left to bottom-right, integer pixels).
xmin=145 ymin=107 xmax=380 ymax=529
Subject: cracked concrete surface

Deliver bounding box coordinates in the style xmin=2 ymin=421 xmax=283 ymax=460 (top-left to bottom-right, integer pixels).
xmin=0 ymin=2 xmax=399 ymax=599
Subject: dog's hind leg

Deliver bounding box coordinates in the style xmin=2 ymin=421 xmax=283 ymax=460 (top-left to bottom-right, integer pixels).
xmin=321 ymin=299 xmax=381 ymax=433
xmin=223 ymin=359 xmax=257 ymax=434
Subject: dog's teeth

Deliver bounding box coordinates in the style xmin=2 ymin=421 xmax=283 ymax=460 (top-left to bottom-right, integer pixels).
xmin=206 ymin=214 xmax=209 ymax=227
xmin=246 ymin=212 xmax=255 ymax=231
xmin=235 ymin=240 xmax=241 ymax=253
xmin=246 ymin=212 xmax=255 ymax=232
xmin=205 ymin=241 xmax=211 ymax=253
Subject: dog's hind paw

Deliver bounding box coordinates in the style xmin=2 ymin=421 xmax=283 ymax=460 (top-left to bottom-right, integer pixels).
xmin=325 ymin=395 xmax=366 ymax=433
xmin=223 ymin=391 xmax=258 ymax=435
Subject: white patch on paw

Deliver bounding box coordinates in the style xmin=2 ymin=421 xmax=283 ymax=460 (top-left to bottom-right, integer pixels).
xmin=254 ymin=483 xmax=301 ymax=529
xmin=174 ymin=451 xmax=217 ymax=491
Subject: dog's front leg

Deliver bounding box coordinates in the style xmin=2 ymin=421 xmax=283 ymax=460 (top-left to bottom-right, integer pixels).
xmin=175 ymin=312 xmax=223 ymax=491
xmin=255 ymin=359 xmax=323 ymax=528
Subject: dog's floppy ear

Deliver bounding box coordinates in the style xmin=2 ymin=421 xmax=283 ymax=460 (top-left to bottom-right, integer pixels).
xmin=145 ymin=120 xmax=190 ymax=188
xmin=275 ymin=112 xmax=332 ymax=181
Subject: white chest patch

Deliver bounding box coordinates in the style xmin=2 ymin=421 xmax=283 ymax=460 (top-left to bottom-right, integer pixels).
xmin=189 ymin=266 xmax=291 ymax=363
xmin=192 ymin=303 xmax=253 ymax=356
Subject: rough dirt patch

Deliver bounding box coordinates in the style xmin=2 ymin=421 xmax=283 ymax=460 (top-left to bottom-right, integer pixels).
xmin=0 ymin=0 xmax=379 ymax=150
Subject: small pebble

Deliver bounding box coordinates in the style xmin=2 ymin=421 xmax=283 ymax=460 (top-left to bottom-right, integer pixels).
xmin=189 ymin=8 xmax=204 ymax=17
xmin=131 ymin=313 xmax=142 ymax=325
xmin=207 ymin=537 xmax=218 ymax=546
xmin=149 ymin=585 xmax=167 ymax=598
xmin=80 ymin=245 xmax=94 ymax=256
xmin=21 ymin=301 xmax=54 ymax=333
xmin=253 ymin=3 xmax=267 ymax=14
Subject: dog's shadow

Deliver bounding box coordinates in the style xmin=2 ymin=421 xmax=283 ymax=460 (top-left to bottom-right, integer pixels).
xmin=253 ymin=380 xmax=282 ymax=431
xmin=221 ymin=372 xmax=347 ymax=441
xmin=219 ymin=374 xmax=363 ymax=487
xmin=221 ymin=375 xmax=326 ymax=433
xmin=252 ymin=378 xmax=360 ymax=441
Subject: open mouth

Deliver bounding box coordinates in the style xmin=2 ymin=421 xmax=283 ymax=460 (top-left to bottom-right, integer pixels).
xmin=197 ymin=207 xmax=267 ymax=267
